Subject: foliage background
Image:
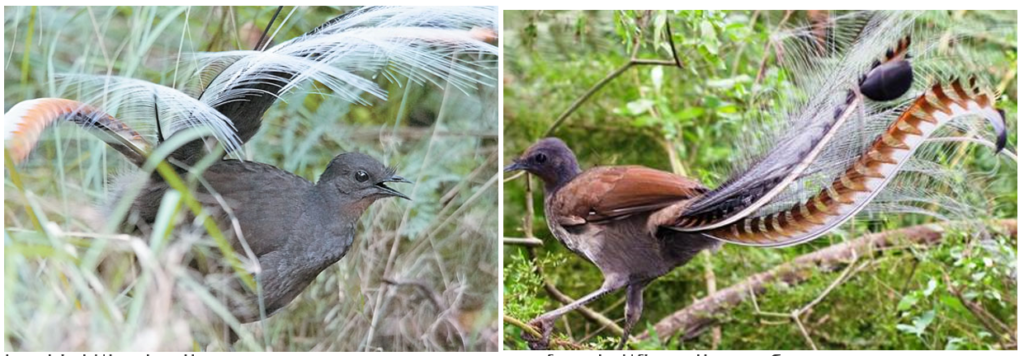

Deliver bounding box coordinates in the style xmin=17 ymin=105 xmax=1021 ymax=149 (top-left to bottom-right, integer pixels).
xmin=4 ymin=6 xmax=499 ymax=351
xmin=502 ymin=10 xmax=1017 ymax=350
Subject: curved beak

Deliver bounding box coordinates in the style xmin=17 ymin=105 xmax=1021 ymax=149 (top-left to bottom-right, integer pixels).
xmin=376 ymin=174 xmax=412 ymax=200
xmin=504 ymin=160 xmax=525 ymax=173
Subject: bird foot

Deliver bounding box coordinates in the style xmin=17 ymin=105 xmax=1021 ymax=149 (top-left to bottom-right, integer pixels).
xmin=522 ymin=317 xmax=554 ymax=350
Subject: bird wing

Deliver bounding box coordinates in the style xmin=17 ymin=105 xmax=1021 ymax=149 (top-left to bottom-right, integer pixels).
xmin=194 ymin=160 xmax=315 ymax=258
xmin=552 ymin=166 xmax=707 ymax=225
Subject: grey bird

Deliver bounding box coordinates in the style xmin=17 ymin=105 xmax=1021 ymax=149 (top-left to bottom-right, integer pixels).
xmin=126 ymin=152 xmax=410 ymax=323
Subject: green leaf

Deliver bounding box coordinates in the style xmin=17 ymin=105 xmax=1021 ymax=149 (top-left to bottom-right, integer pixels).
xmin=945 ymin=337 xmax=965 ymax=350
xmin=923 ymin=278 xmax=938 ymax=296
xmin=651 ymin=66 xmax=664 ymax=93
xmin=707 ymin=75 xmax=752 ymax=89
xmin=897 ymin=293 xmax=919 ymax=311
xmin=676 ymin=107 xmax=705 ymax=122
xmin=626 ymin=99 xmax=655 ymax=116
xmin=896 ymin=324 xmax=922 ymax=336
xmin=914 ymin=310 xmax=936 ymax=331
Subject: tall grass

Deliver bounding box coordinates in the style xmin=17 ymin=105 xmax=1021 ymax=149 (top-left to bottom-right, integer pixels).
xmin=4 ymin=6 xmax=499 ymax=351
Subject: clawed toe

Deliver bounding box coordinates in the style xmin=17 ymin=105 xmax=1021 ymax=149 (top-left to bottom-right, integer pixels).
xmin=522 ymin=318 xmax=553 ymax=350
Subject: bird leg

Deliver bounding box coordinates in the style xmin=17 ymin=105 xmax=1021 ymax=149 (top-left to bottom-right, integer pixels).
xmin=617 ymin=282 xmax=648 ymax=350
xmin=523 ymin=279 xmax=626 ymax=349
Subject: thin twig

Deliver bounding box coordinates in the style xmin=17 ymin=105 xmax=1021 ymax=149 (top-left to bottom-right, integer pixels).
xmin=505 ymin=315 xmax=542 ymax=338
xmin=542 ymin=12 xmax=684 ymax=137
xmin=791 ymin=311 xmax=818 ymax=350
xmin=503 ymin=171 xmax=525 ymax=183
xmin=382 ymin=278 xmax=444 ymax=312
xmin=943 ymin=273 xmax=1015 ymax=348
xmin=503 ymin=237 xmax=544 ymax=246
xmin=797 ymin=254 xmax=860 ymax=315
xmin=664 ymin=19 xmax=682 ymax=68
xmin=754 ymin=10 xmax=792 ymax=86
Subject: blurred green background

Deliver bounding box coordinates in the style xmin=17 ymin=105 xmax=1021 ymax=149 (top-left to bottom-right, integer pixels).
xmin=502 ymin=10 xmax=1016 ymax=350
xmin=4 ymin=6 xmax=499 ymax=351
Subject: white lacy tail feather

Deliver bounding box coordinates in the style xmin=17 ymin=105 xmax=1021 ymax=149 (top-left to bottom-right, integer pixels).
xmin=670 ymin=11 xmax=1014 ymax=246
xmin=55 ymin=74 xmax=244 ymax=157
xmin=193 ymin=6 xmax=498 ymax=112
xmin=5 ymin=6 xmax=498 ymax=164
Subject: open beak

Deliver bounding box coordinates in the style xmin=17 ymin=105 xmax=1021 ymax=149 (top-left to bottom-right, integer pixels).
xmin=504 ymin=160 xmax=525 ymax=173
xmin=376 ymin=175 xmax=412 ymax=200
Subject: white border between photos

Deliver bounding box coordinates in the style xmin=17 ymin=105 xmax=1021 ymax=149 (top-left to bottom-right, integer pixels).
xmin=1 ymin=1 xmax=1021 ymax=355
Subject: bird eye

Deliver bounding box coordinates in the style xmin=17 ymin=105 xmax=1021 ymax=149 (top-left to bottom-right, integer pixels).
xmin=355 ymin=170 xmax=369 ymax=182
xmin=534 ymin=153 xmax=547 ymax=163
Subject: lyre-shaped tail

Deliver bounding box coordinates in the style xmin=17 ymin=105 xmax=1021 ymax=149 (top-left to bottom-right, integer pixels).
xmin=672 ymin=32 xmax=915 ymax=233
xmin=4 ymin=99 xmax=150 ymax=167
xmin=684 ymin=79 xmax=1006 ymax=247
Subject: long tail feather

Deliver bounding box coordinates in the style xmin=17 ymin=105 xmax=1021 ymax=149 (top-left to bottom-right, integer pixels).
xmin=673 ymin=15 xmax=916 ymax=232
xmin=683 ymin=79 xmax=1005 ymax=246
xmin=172 ymin=6 xmax=498 ymax=165
xmin=4 ymin=99 xmax=150 ymax=166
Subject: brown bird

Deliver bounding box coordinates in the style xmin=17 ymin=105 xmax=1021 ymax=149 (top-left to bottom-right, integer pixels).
xmin=505 ymin=12 xmax=1008 ymax=350
xmin=504 ymin=137 xmax=719 ymax=349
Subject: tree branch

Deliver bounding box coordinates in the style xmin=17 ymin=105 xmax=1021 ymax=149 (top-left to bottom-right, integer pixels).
xmin=543 ymin=11 xmax=685 ymax=137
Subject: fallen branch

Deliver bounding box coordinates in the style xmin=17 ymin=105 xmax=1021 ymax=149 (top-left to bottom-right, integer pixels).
xmin=639 ymin=219 xmax=1017 ymax=341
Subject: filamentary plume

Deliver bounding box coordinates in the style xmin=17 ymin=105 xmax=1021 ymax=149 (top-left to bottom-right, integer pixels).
xmin=5 ymin=6 xmax=498 ymax=168
xmin=3 ymin=6 xmax=499 ymax=345
xmin=669 ymin=11 xmax=1010 ymax=246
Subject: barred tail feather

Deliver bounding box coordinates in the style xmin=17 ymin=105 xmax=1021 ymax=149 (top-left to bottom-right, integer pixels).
xmin=674 ymin=26 xmax=916 ymax=232
xmin=4 ymin=99 xmax=150 ymax=167
xmin=686 ymin=79 xmax=1006 ymax=247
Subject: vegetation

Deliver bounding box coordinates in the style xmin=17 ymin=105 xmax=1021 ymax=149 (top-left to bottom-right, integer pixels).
xmin=502 ymin=10 xmax=1016 ymax=350
xmin=4 ymin=6 xmax=499 ymax=351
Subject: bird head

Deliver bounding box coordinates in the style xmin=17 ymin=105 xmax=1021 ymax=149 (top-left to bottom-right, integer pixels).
xmin=504 ymin=137 xmax=581 ymax=190
xmin=319 ymin=152 xmax=411 ymax=202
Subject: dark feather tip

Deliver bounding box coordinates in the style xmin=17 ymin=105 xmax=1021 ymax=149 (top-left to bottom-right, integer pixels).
xmin=860 ymin=60 xmax=913 ymax=102
xmin=994 ymin=109 xmax=1008 ymax=153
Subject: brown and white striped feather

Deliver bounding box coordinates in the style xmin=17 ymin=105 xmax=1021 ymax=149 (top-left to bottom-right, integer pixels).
xmin=673 ymin=29 xmax=915 ymax=232
xmin=687 ymin=79 xmax=1003 ymax=246
xmin=4 ymin=98 xmax=150 ymax=166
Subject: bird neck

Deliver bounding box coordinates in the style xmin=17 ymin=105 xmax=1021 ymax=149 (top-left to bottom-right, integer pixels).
xmin=314 ymin=180 xmax=374 ymax=218
xmin=540 ymin=163 xmax=581 ymax=195
xmin=300 ymin=184 xmax=367 ymax=268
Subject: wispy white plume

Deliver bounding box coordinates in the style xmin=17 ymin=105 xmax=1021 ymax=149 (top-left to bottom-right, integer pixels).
xmin=56 ymin=74 xmax=244 ymax=157
xmin=194 ymin=6 xmax=498 ymax=111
